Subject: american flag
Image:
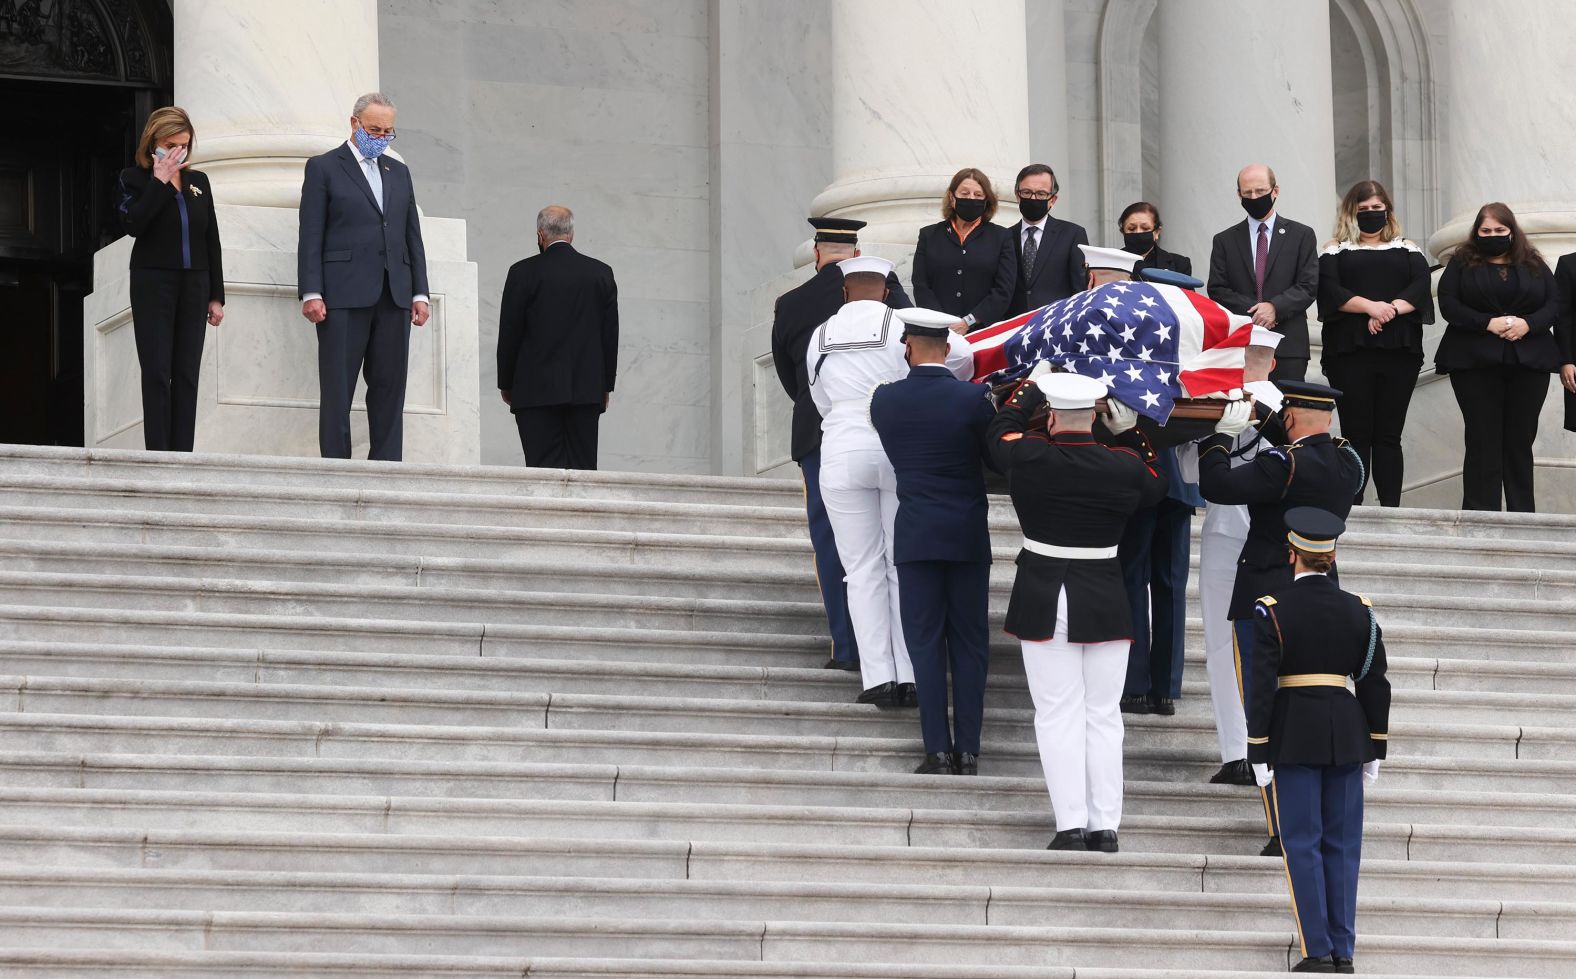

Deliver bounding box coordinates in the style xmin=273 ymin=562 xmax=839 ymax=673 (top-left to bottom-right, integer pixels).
xmin=967 ymin=282 xmax=1254 ymax=422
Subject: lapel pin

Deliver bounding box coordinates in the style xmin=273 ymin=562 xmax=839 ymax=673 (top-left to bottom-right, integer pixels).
xmin=190 ymin=186 xmax=203 ymax=196
xmin=1278 ymin=227 xmax=1285 ymax=234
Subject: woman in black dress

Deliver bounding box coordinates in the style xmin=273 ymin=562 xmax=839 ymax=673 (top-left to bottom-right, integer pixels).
xmin=118 ymin=106 xmax=225 ymax=452
xmin=1118 ymin=201 xmax=1191 ymax=275
xmin=1435 ymin=202 xmax=1560 ymax=512
xmin=1316 ymin=180 xmax=1434 ymax=507
xmin=911 ymin=167 xmax=1016 ymax=333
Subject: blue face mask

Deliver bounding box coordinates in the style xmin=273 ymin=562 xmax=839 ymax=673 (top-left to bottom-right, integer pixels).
xmin=353 ymin=126 xmax=392 ymax=159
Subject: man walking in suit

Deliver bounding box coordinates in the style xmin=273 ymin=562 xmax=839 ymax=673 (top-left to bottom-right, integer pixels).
xmin=1006 ymin=164 xmax=1089 ymax=316
xmin=299 ymin=92 xmax=430 ymax=462
xmin=1207 ymin=164 xmax=1319 ymax=381
xmin=497 ymin=206 xmax=619 ymax=470
xmin=869 ymin=308 xmax=995 ymax=775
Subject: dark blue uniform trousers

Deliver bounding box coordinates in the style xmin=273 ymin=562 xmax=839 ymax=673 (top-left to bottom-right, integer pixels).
xmin=1272 ymin=763 xmax=1364 ymax=960
xmin=896 ymin=560 xmax=990 ymax=755
xmin=799 ymin=450 xmax=857 ymax=664
xmin=317 ymin=279 xmax=410 ymax=462
xmin=1234 ymin=617 xmax=1282 ymax=839
xmin=1119 ymin=496 xmax=1192 ymax=699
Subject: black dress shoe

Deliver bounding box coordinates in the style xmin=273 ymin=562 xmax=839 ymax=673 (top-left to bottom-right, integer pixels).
xmin=856 ymin=681 xmax=897 ymax=707
xmin=1332 ymin=956 xmax=1354 ymax=974
xmin=1291 ymin=954 xmax=1337 ymax=973
xmin=953 ymin=752 xmax=978 ymax=776
xmin=1119 ymin=694 xmax=1149 ymax=714
xmin=1260 ymin=835 xmax=1284 ymax=858
xmin=1046 ymin=828 xmax=1087 ymax=850
xmin=913 ymin=753 xmax=954 ymax=775
xmin=823 ymin=658 xmax=859 ymax=671
xmin=1086 ymin=829 xmax=1118 ymax=853
xmin=1146 ymin=692 xmax=1176 ymax=715
xmin=1209 ymin=759 xmax=1255 ymax=785
xmin=895 ymin=682 xmax=918 ymax=707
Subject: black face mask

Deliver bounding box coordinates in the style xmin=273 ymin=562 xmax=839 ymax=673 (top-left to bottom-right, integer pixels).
xmin=1476 ymin=233 xmax=1513 ymax=257
xmin=953 ymin=197 xmax=987 ymax=223
xmin=1017 ymin=197 xmax=1049 ymax=222
xmin=1122 ymin=231 xmax=1156 ymax=255
xmin=1356 ymin=210 xmax=1388 ymax=235
xmin=1241 ymin=193 xmax=1275 ymax=221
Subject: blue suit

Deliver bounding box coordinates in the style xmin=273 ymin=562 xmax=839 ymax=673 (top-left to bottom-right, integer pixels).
xmin=1119 ymin=448 xmax=1203 ymax=700
xmin=870 ymin=365 xmax=994 ymax=755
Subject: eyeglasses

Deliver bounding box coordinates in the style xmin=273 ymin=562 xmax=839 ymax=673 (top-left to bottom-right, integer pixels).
xmin=1239 ymin=188 xmax=1273 ymax=199
xmin=1017 ymin=190 xmax=1054 ymax=201
xmin=356 ymin=120 xmax=397 ymax=139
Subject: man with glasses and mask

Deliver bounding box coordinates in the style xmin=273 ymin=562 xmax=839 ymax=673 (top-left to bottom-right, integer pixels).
xmin=298 ymin=92 xmax=431 ymax=461
xmin=1207 ymin=164 xmax=1319 ymax=381
xmin=1005 ymin=163 xmax=1090 ymax=317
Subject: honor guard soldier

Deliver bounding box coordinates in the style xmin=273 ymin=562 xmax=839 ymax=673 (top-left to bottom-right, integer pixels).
xmin=771 ymin=218 xmax=912 ymax=671
xmin=1196 ymin=379 xmax=1363 ymax=856
xmin=1247 ymin=508 xmax=1389 ymax=975
xmin=989 ymin=369 xmax=1166 ymax=852
xmin=869 ymin=308 xmax=996 ymax=775
xmin=809 ymin=258 xmax=972 ymax=707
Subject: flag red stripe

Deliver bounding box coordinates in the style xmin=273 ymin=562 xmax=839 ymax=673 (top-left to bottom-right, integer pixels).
xmin=1180 ymin=287 xmax=1233 ymax=349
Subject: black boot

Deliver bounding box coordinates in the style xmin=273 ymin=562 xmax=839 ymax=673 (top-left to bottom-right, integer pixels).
xmin=953 ymin=752 xmax=978 ymax=776
xmin=1146 ymin=692 xmax=1175 ymax=715
xmin=1209 ymin=759 xmax=1255 ymax=785
xmin=1047 ymin=828 xmax=1087 ymax=851
xmin=913 ymin=753 xmax=954 ymax=775
xmin=1119 ymin=694 xmax=1149 ymax=714
xmin=1085 ymin=829 xmax=1119 ymax=853
xmin=856 ymin=681 xmax=897 ymax=707
xmin=895 ymin=682 xmax=918 ymax=707
xmin=1291 ymin=954 xmax=1336 ymax=972
xmin=1331 ymin=956 xmax=1354 ymax=974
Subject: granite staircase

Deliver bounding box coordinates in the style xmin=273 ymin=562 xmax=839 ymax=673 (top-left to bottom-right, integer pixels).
xmin=0 ymin=443 xmax=1572 ymax=978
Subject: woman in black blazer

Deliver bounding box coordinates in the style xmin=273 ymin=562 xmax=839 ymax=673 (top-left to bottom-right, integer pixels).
xmin=1553 ymin=253 xmax=1576 ymax=433
xmin=117 ymin=106 xmax=224 ymax=452
xmin=911 ymin=167 xmax=1016 ymax=333
xmin=1118 ymin=201 xmax=1192 ymax=275
xmin=1435 ymin=202 xmax=1560 ymax=512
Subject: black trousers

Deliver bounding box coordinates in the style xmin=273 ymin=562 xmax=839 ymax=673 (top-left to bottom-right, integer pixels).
xmin=129 ymin=268 xmax=208 ymax=452
xmin=1119 ymin=496 xmax=1192 ymax=700
xmin=1448 ymin=365 xmax=1550 ymax=512
xmin=1323 ymin=348 xmax=1423 ymax=507
xmin=515 ymin=404 xmax=601 ymax=469
xmin=317 ymin=281 xmax=409 ymax=461
xmin=896 ymin=559 xmax=990 ymax=756
xmin=1271 ymin=356 xmax=1309 ymax=382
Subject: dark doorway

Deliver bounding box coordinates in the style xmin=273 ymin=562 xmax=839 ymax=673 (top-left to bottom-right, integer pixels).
xmin=0 ymin=0 xmax=171 ymax=446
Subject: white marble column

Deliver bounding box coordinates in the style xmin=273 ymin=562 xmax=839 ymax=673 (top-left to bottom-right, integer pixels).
xmin=175 ymin=0 xmax=379 ymax=208
xmin=807 ymin=0 xmax=1031 ymax=254
xmin=1155 ymin=1 xmax=1337 ymax=272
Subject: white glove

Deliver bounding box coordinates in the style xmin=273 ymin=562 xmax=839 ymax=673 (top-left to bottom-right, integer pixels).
xmin=1252 ymin=763 xmax=1273 ymax=788
xmin=1104 ymin=398 xmax=1138 ymax=435
xmin=1028 ymin=360 xmax=1054 ymax=381
xmin=1215 ymin=399 xmax=1254 ymax=437
xmin=1199 ymin=387 xmax=1244 ymax=401
xmin=1362 ymin=760 xmax=1381 ymax=787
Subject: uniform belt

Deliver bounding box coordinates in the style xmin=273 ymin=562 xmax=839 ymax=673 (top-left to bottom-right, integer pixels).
xmin=1020 ymin=538 xmax=1118 ymax=560
xmin=1277 ymin=673 xmax=1352 ymax=690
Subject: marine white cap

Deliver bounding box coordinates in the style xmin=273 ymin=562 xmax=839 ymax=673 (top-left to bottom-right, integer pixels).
xmin=837 ymin=256 xmax=895 ymax=277
xmin=1035 ymin=371 xmax=1108 ymax=410
xmin=1249 ymin=327 xmax=1284 ymax=349
xmin=1078 ymin=244 xmax=1141 ymax=274
xmin=894 ymin=308 xmax=957 ymax=329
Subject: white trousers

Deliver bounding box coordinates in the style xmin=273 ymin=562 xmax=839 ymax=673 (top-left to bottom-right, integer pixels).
xmin=1200 ymin=528 xmax=1249 ymax=763
xmin=1020 ymin=588 xmax=1127 ymax=832
xmin=819 ymin=446 xmax=913 ymax=689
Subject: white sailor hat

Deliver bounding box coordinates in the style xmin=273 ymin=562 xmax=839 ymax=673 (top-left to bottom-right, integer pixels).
xmin=837 ymin=256 xmax=895 ymax=278
xmin=1035 ymin=371 xmax=1108 ymax=410
xmin=894 ymin=307 xmax=956 ymax=338
xmin=1078 ymin=244 xmax=1141 ymax=274
xmin=1249 ymin=327 xmax=1284 ymax=349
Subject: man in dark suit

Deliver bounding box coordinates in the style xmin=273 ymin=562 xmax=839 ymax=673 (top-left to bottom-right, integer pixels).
xmin=497 ymin=205 xmax=619 ymax=470
xmin=869 ymin=309 xmax=994 ymax=775
xmin=1207 ymin=164 xmax=1319 ymax=381
xmin=770 ymin=217 xmax=911 ymax=671
xmin=1006 ymin=164 xmax=1089 ymax=316
xmin=1552 ymin=252 xmax=1576 ymax=432
xmin=299 ymin=92 xmax=430 ymax=462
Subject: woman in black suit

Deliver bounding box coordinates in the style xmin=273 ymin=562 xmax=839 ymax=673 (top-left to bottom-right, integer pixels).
xmin=1118 ymin=201 xmax=1191 ymax=275
xmin=117 ymin=106 xmax=224 ymax=452
xmin=1552 ymin=253 xmax=1576 ymax=433
xmin=1435 ymin=202 xmax=1560 ymax=512
xmin=911 ymin=167 xmax=1016 ymax=333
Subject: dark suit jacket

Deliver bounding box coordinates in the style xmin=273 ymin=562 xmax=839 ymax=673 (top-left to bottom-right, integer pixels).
xmin=1435 ymin=255 xmax=1561 ymax=373
xmin=1554 ymin=253 xmax=1576 ymax=431
xmin=497 ymin=242 xmax=619 ymax=409
xmin=869 ymin=365 xmax=995 ymax=565
xmin=1207 ymin=216 xmax=1319 ymax=358
xmin=912 ymin=220 xmax=1016 ymax=329
xmin=770 ymin=265 xmax=911 ymax=462
xmin=1136 ymin=245 xmax=1192 ymax=277
xmin=116 ymin=166 xmax=225 ymax=303
xmin=1006 ymin=216 xmax=1089 ymax=315
xmin=297 ymin=143 xmax=429 ymax=309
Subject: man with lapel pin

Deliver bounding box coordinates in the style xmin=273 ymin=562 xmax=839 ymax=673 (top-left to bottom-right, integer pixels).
xmin=1006 ymin=164 xmax=1090 ymax=317
xmin=1208 ymin=164 xmax=1319 ymax=382
xmin=299 ymin=92 xmax=431 ymax=462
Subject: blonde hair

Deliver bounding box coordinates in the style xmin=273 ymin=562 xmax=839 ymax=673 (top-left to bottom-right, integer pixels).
xmin=135 ymin=106 xmax=195 ymax=169
xmin=1332 ymin=180 xmax=1401 ymax=244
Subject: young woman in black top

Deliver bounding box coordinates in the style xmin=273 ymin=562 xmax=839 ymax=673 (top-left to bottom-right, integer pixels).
xmin=1316 ymin=180 xmax=1434 ymax=506
xmin=117 ymin=106 xmax=225 ymax=452
xmin=1118 ymin=201 xmax=1192 ymax=276
xmin=1435 ymin=202 xmax=1560 ymax=512
xmin=911 ymin=167 xmax=1016 ymax=333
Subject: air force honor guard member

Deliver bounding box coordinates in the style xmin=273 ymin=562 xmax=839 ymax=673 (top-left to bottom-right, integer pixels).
xmin=771 ymin=219 xmax=912 ymax=671
xmin=869 ymin=308 xmax=996 ymax=775
xmin=1248 ymin=508 xmax=1390 ymax=975
xmin=989 ymin=370 xmax=1166 ymax=852
xmin=810 ymin=258 xmax=972 ymax=707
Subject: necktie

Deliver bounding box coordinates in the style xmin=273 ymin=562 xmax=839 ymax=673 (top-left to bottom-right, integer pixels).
xmin=364 ymin=157 xmax=383 ymax=211
xmin=1254 ymin=223 xmax=1268 ymax=303
xmin=1023 ymin=226 xmax=1038 ymax=281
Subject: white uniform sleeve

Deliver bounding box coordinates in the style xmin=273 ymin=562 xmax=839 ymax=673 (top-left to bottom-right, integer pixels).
xmin=944 ymin=331 xmax=974 ymax=381
xmin=808 ymin=333 xmax=832 ymax=418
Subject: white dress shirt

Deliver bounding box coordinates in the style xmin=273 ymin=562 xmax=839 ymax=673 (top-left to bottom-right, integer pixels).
xmin=1246 ymin=212 xmax=1278 ymax=257
xmin=302 ymin=139 xmax=428 ymax=308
